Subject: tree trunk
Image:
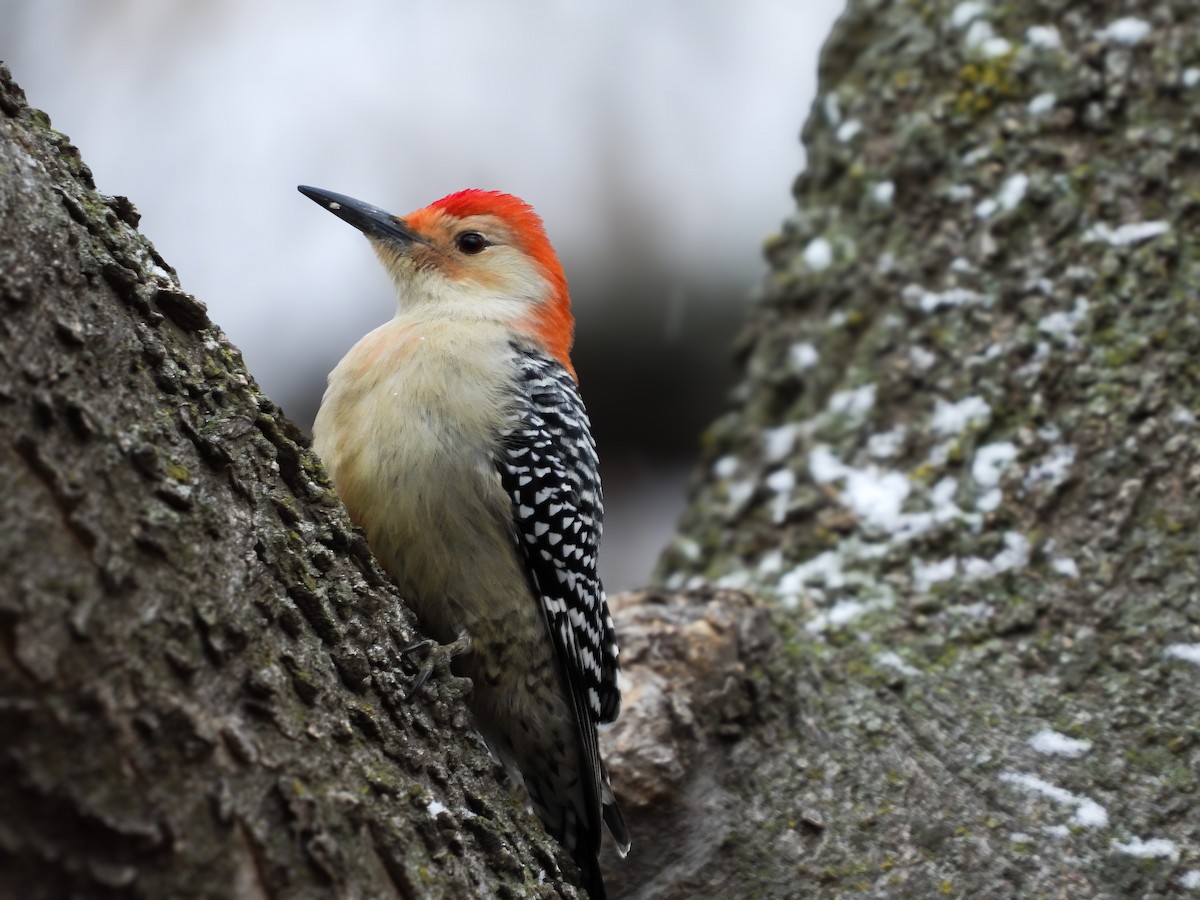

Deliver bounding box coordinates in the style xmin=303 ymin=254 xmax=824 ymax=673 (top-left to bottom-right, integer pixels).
xmin=0 ymin=64 xmax=586 ymax=899
xmin=607 ymin=0 xmax=1200 ymax=897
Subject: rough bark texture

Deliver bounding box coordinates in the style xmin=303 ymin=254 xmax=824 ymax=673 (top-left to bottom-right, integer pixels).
xmin=636 ymin=0 xmax=1200 ymax=896
xmin=0 ymin=64 xmax=590 ymax=899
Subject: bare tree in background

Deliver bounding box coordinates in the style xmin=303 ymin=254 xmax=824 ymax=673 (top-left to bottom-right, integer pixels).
xmin=4 ymin=1 xmax=1200 ymax=897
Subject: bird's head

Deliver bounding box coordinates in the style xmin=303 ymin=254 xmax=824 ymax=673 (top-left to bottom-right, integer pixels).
xmin=299 ymin=185 xmax=574 ymax=375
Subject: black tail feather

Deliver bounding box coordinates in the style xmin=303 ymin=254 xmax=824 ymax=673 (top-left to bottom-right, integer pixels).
xmin=574 ymin=849 xmax=607 ymax=900
xmin=603 ymin=800 xmax=630 ymax=858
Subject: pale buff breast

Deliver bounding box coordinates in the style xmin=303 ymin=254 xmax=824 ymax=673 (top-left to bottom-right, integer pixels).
xmin=312 ymin=316 xmax=541 ymax=656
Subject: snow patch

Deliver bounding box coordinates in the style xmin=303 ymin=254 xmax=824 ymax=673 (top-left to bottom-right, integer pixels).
xmin=836 ymin=119 xmax=862 ymax=142
xmin=826 ymin=599 xmax=867 ymax=627
xmin=726 ymin=479 xmax=755 ymax=509
xmin=993 ymin=531 xmax=1031 ymax=571
xmin=973 ymin=442 xmax=1018 ymax=488
xmin=1028 ymin=729 xmax=1092 ymax=758
xmin=827 ymin=384 xmax=876 ymax=420
xmin=427 ymin=799 xmax=448 ymax=816
xmin=1051 ymin=557 xmax=1079 ymax=578
xmin=930 ymin=476 xmax=963 ymax=520
xmin=763 ymin=425 xmax=800 ymax=463
xmin=976 ymin=173 xmax=1027 ymax=219
xmin=958 ymin=531 xmax=1030 ymax=581
xmin=933 ymin=395 xmax=991 ymax=436
xmin=789 ymin=342 xmax=819 ymax=372
xmin=1028 ymin=92 xmax=1057 ymax=115
xmin=998 ymin=772 xmax=1109 ymax=828
xmin=981 ymin=37 xmax=1013 ymax=58
xmin=765 ymin=467 xmax=797 ymax=524
xmin=977 ymin=488 xmax=1002 ymax=513
xmin=1166 ymin=644 xmax=1200 ymax=667
xmin=1024 ymin=444 xmax=1076 ymax=488
xmin=867 ymin=427 xmax=906 ymax=460
xmin=910 ymin=345 xmax=937 ymax=369
xmin=803 ymin=237 xmax=834 ymax=271
xmin=966 ymin=147 xmax=993 ymax=166
xmin=1181 ymin=870 xmax=1200 ymax=890
xmin=904 ymin=283 xmax=992 ymax=313
xmin=872 ymin=180 xmax=895 ymax=205
xmin=807 ymin=446 xmax=843 ymax=484
xmin=780 ymin=550 xmax=845 ymax=596
xmin=1084 ymin=220 xmax=1170 ymax=246
xmin=765 ymin=468 xmax=796 ymax=493
xmin=956 ymin=601 xmax=993 ymax=620
xmin=964 ymin=19 xmax=995 ymax=50
xmin=1037 ymin=424 xmax=1062 ymax=443
xmin=823 ymin=93 xmax=842 ymax=125
xmin=847 ymin=474 xmax=912 ymax=528
xmin=913 ymin=556 xmax=957 ymax=591
xmin=674 ymin=536 xmax=701 ymax=562
xmin=758 ymin=550 xmax=783 ymax=575
xmin=777 ymin=540 xmax=894 ymax=614
xmin=951 ymin=1 xmax=988 ymax=28
xmin=1026 ymin=25 xmax=1062 ymax=49
xmin=715 ymin=570 xmax=751 ymax=590
xmin=713 ymin=455 xmax=739 ymax=478
xmin=1037 ymin=296 xmax=1089 ymax=346
xmin=998 ymin=173 xmax=1028 ymax=211
xmin=1095 ymin=17 xmax=1151 ymax=46
xmin=826 ymin=474 xmax=964 ymax=555
xmin=875 ymin=651 xmax=921 ymax=677
xmin=1112 ymin=837 xmax=1179 ymax=860
xmin=809 ymin=446 xmax=909 ymax=533
xmin=1185 ymin=69 xmax=1200 ymax=89
xmin=1073 ymin=802 xmax=1109 ymax=828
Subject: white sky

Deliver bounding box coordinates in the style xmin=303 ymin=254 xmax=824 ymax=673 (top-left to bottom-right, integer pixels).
xmin=3 ymin=0 xmax=846 ymax=402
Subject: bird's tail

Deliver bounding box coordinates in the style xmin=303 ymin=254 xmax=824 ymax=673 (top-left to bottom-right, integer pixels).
xmin=575 ymin=847 xmax=608 ymax=900
xmin=602 ymin=786 xmax=630 ymax=858
xmin=573 ymin=791 xmax=628 ymax=899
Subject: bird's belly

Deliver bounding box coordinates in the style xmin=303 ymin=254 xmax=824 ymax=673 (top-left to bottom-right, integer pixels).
xmin=314 ymin=363 xmax=547 ymax=702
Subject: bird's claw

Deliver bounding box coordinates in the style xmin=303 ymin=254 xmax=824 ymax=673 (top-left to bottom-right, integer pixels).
xmin=401 ymin=633 xmax=471 ymax=700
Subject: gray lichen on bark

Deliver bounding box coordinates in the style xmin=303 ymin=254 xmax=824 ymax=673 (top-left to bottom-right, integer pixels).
xmin=648 ymin=1 xmax=1200 ymax=896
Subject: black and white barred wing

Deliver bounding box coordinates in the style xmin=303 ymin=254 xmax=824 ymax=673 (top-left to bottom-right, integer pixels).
xmin=495 ymin=350 xmax=621 ymax=727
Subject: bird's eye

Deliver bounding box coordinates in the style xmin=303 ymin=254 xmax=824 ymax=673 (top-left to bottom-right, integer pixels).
xmin=455 ymin=231 xmax=489 ymax=255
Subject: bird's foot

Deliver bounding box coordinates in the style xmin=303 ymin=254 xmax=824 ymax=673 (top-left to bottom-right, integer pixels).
xmin=401 ymin=631 xmax=472 ymax=700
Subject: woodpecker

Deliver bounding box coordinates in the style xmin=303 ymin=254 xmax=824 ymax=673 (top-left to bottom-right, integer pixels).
xmin=298 ymin=184 xmax=629 ymax=898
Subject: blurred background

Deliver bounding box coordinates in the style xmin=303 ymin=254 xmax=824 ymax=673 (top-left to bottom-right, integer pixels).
xmin=2 ymin=0 xmax=846 ymax=589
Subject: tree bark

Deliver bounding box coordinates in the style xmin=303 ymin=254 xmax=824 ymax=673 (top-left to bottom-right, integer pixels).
xmin=0 ymin=64 xmax=586 ymax=899
xmin=615 ymin=0 xmax=1200 ymax=897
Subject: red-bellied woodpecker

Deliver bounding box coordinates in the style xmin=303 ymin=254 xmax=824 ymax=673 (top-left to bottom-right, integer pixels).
xmin=298 ymin=185 xmax=629 ymax=898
